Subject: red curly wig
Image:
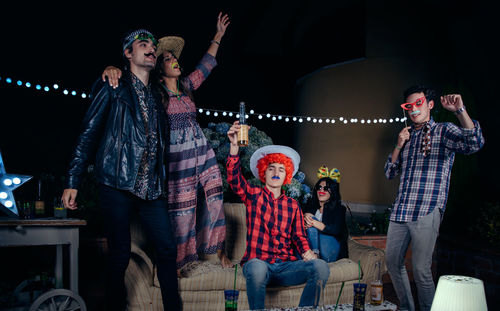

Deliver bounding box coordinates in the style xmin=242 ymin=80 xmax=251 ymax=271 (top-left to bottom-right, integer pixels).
xmin=256 ymin=153 xmax=294 ymax=185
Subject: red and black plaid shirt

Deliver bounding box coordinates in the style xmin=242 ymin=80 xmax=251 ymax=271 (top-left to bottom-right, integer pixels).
xmin=226 ymin=154 xmax=310 ymax=265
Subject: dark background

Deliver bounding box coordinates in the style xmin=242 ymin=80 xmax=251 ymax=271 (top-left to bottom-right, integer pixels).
xmin=1 ymin=0 xmax=499 ymax=308
xmin=0 ymin=0 xmax=367 ymax=196
xmin=0 ymin=0 xmax=497 ymax=214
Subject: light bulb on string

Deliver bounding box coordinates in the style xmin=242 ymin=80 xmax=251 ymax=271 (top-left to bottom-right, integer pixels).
xmin=0 ymin=73 xmax=416 ymax=127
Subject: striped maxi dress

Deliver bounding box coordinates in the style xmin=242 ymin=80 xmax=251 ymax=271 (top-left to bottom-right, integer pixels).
xmin=164 ymin=53 xmax=226 ymax=269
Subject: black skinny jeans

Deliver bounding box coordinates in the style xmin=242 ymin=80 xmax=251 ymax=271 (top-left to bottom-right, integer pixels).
xmin=99 ymin=184 xmax=181 ymax=311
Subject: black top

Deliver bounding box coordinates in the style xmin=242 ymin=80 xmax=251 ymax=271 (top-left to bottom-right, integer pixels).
xmin=302 ymin=200 xmax=349 ymax=260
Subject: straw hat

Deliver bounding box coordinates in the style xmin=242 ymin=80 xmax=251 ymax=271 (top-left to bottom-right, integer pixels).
xmin=250 ymin=145 xmax=301 ymax=180
xmin=156 ymin=36 xmax=185 ymax=59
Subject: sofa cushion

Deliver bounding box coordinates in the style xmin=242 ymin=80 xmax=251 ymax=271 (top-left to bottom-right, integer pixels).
xmin=327 ymin=258 xmax=360 ymax=283
xmin=223 ymin=203 xmax=247 ymax=262
xmin=179 ymin=261 xmax=247 ymax=291
xmin=153 ymin=257 xmax=360 ymax=291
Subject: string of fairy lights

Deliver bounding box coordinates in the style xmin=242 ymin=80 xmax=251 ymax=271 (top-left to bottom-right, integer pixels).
xmin=0 ymin=75 xmax=408 ymax=125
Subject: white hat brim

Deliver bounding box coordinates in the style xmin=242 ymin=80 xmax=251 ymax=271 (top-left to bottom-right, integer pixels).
xmin=250 ymin=145 xmax=300 ymax=180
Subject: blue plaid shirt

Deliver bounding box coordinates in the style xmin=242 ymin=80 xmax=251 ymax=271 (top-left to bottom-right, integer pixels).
xmin=385 ymin=118 xmax=485 ymax=222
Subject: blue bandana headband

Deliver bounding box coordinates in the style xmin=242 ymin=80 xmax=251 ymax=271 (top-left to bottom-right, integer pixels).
xmin=123 ymin=29 xmax=158 ymax=52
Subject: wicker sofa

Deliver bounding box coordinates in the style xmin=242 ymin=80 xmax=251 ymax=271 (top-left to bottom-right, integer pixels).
xmin=125 ymin=203 xmax=386 ymax=310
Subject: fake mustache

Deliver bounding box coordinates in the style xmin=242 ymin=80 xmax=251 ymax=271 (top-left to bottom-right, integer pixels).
xmin=272 ymin=176 xmax=281 ymax=180
xmin=144 ymin=52 xmax=156 ymax=59
xmin=410 ymin=110 xmax=421 ymax=116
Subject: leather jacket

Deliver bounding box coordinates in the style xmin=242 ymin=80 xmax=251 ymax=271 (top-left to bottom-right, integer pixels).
xmin=66 ymin=72 xmax=168 ymax=192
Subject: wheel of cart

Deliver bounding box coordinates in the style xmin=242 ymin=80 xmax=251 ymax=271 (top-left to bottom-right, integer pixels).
xmin=29 ymin=288 xmax=86 ymax=311
xmin=0 ymin=218 xmax=87 ymax=311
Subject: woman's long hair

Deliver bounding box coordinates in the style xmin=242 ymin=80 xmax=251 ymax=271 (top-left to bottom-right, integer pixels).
xmin=311 ymin=177 xmax=342 ymax=210
xmin=154 ymin=50 xmax=194 ymax=108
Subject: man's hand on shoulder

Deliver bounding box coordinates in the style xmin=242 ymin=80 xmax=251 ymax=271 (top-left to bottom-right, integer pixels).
xmin=102 ymin=66 xmax=122 ymax=89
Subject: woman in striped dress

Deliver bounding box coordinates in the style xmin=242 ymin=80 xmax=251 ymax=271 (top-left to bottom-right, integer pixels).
xmin=102 ymin=13 xmax=232 ymax=272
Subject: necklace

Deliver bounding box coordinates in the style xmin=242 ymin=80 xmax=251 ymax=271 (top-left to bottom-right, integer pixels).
xmin=164 ymin=79 xmax=181 ymax=100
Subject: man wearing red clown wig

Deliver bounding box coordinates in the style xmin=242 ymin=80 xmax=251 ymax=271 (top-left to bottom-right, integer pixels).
xmin=226 ymin=121 xmax=330 ymax=310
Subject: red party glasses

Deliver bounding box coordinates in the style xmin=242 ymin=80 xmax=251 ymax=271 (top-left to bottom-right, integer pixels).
xmin=401 ymin=96 xmax=426 ymax=111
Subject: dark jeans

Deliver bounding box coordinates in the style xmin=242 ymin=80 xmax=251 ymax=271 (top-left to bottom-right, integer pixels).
xmin=242 ymin=258 xmax=330 ymax=309
xmin=99 ymin=184 xmax=181 ymax=311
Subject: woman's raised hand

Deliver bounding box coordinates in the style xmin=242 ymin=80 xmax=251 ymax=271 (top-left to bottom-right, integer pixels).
xmin=216 ymin=12 xmax=230 ymax=38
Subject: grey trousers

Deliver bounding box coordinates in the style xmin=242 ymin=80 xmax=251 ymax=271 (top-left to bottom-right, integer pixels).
xmin=385 ymin=208 xmax=441 ymax=311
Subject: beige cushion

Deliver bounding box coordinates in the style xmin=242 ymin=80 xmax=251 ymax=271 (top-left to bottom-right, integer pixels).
xmin=154 ymin=257 xmax=360 ymax=290
xmin=222 ymin=203 xmax=247 ymax=262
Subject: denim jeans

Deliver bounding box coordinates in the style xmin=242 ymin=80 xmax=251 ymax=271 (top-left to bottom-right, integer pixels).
xmin=99 ymin=184 xmax=180 ymax=311
xmin=242 ymin=258 xmax=330 ymax=310
xmin=306 ymin=218 xmax=341 ymax=263
xmin=385 ymin=207 xmax=441 ymax=311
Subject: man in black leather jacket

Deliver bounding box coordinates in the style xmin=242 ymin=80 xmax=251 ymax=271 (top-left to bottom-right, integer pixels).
xmin=62 ymin=29 xmax=181 ymax=311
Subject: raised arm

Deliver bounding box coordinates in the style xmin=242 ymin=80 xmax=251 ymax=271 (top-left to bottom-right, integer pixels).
xmin=440 ymin=94 xmax=474 ymax=129
xmin=226 ymin=121 xmax=258 ymax=203
xmin=440 ymin=94 xmax=485 ymax=154
xmin=207 ymin=12 xmax=230 ymax=58
xmin=227 ymin=120 xmax=240 ymax=156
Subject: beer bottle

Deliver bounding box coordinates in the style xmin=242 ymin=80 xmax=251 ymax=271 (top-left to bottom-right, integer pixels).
xmin=370 ymin=261 xmax=383 ymax=305
xmin=237 ymin=101 xmax=249 ymax=147
xmin=34 ymin=179 xmax=45 ymax=217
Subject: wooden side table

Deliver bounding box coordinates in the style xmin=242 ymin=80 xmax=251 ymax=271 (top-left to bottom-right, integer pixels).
xmin=0 ymin=218 xmax=86 ymax=293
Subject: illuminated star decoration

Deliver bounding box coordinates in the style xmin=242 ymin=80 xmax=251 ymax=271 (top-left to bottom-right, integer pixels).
xmin=0 ymin=150 xmax=32 ymax=217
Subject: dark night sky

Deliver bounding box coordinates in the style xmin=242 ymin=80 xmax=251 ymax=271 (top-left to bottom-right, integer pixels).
xmin=0 ymin=1 xmax=364 ymax=176
xmin=0 ymin=0 xmax=498 ymax=201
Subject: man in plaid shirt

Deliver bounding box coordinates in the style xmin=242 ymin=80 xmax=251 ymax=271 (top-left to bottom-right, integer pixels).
xmin=384 ymin=85 xmax=485 ymax=311
xmin=226 ymin=122 xmax=330 ymax=309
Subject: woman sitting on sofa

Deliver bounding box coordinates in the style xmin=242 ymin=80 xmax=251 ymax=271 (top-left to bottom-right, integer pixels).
xmin=302 ymin=167 xmax=349 ymax=262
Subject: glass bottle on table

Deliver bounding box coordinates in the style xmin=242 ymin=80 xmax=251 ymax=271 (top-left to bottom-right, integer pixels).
xmin=34 ymin=178 xmax=45 ymax=217
xmin=370 ymin=261 xmax=383 ymax=305
xmin=22 ymin=201 xmax=33 ymax=219
xmin=53 ymin=197 xmax=67 ymax=218
xmin=237 ymin=101 xmax=249 ymax=147
xmin=314 ymin=279 xmax=325 ymax=311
